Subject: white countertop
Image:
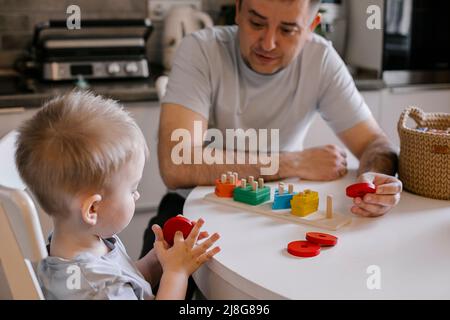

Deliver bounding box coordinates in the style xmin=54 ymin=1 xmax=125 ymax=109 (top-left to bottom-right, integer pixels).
xmin=184 ymin=171 xmax=450 ymax=299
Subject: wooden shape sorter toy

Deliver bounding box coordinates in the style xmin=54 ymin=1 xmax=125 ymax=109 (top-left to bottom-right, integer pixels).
xmin=290 ymin=189 xmax=319 ymax=217
xmin=233 ymin=177 xmax=270 ymax=205
xmin=272 ymin=183 xmax=296 ymax=210
xmin=215 ymin=172 xmax=241 ymax=197
xmin=205 ymin=176 xmax=352 ymax=231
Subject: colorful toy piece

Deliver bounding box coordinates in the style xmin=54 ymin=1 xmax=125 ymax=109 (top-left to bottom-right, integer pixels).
xmin=204 ymin=187 xmax=352 ymax=230
xmin=346 ymin=182 xmax=376 ymax=198
xmin=215 ymin=172 xmax=241 ymax=198
xmin=162 ymin=216 xmax=194 ymax=246
xmin=290 ymin=189 xmax=319 ymax=217
xmin=326 ymin=195 xmax=333 ymax=219
xmin=306 ymin=232 xmax=338 ymax=247
xmin=287 ymin=231 xmax=338 ymax=258
xmin=233 ymin=176 xmax=270 ymax=206
xmin=287 ymin=240 xmax=321 ymax=258
xmin=272 ymin=183 xmax=296 ymax=210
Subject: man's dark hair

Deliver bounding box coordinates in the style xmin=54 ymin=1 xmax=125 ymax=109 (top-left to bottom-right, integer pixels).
xmin=238 ymin=0 xmax=322 ymax=17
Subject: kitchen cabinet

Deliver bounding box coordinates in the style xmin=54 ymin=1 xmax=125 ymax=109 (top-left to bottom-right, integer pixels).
xmin=0 ymin=108 xmax=38 ymax=138
xmin=379 ymin=87 xmax=450 ymax=147
xmin=304 ymin=87 xmax=450 ymax=151
xmin=125 ymin=101 xmax=167 ymax=212
xmin=0 ymin=101 xmax=166 ymax=213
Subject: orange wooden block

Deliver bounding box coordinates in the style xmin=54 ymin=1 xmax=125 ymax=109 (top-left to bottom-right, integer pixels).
xmin=215 ymin=178 xmax=241 ymax=198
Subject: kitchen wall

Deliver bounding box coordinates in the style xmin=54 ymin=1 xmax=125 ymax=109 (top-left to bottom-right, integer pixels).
xmin=147 ymin=0 xmax=234 ymax=68
xmin=0 ymin=0 xmax=235 ymax=69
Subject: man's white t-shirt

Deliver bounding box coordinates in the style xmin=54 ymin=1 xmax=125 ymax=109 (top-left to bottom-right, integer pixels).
xmin=163 ymin=25 xmax=372 ymax=152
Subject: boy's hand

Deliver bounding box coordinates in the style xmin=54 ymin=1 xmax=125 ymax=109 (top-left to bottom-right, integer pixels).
xmin=189 ymin=216 xmax=210 ymax=241
xmin=351 ymin=172 xmax=402 ymax=217
xmin=152 ymin=218 xmax=221 ymax=278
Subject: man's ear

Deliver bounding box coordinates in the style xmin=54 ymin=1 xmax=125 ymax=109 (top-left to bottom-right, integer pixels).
xmin=309 ymin=13 xmax=321 ymax=32
xmin=235 ymin=0 xmax=241 ymax=25
xmin=81 ymin=194 xmax=102 ymax=226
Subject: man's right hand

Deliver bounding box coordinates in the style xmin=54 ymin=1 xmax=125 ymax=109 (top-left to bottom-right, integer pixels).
xmin=294 ymin=145 xmax=348 ymax=181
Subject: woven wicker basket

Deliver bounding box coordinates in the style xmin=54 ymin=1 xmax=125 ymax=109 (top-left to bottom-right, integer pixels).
xmin=398 ymin=106 xmax=450 ymax=200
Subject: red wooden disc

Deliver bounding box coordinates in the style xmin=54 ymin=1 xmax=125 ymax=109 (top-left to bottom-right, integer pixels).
xmin=163 ymin=216 xmax=194 ymax=246
xmin=346 ymin=182 xmax=376 ymax=198
xmin=287 ymin=241 xmax=321 ymax=258
xmin=306 ymin=232 xmax=338 ymax=246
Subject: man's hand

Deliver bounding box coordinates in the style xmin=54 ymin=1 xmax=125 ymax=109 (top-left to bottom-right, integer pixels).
xmin=296 ymin=145 xmax=348 ymax=181
xmin=351 ymin=172 xmax=402 ymax=217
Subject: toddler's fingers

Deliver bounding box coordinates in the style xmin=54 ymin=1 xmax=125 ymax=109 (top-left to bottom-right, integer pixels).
xmin=197 ymin=231 xmax=209 ymax=241
xmin=151 ymin=224 xmax=164 ymax=241
xmin=153 ymin=239 xmax=166 ymax=252
xmin=173 ymin=230 xmax=184 ymax=244
xmin=186 ymin=218 xmax=204 ymax=247
xmin=196 ymin=247 xmax=221 ymax=265
xmin=193 ymin=233 xmax=220 ymax=256
xmin=152 ymin=224 xmax=170 ymax=249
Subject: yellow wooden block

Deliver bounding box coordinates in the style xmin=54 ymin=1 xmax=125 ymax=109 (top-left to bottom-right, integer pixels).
xmin=290 ymin=189 xmax=319 ymax=217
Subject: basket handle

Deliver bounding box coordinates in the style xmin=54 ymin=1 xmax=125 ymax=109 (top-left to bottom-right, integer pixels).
xmin=398 ymin=106 xmax=427 ymax=131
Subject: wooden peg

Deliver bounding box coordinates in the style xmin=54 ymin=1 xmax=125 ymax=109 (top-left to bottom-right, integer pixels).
xmin=221 ymin=174 xmax=227 ymax=183
xmin=258 ymin=178 xmax=264 ymax=188
xmin=248 ymin=176 xmax=254 ymax=184
xmin=278 ymin=183 xmax=284 ymax=195
xmin=252 ymin=181 xmax=258 ymax=191
xmin=241 ymin=178 xmax=247 ymax=188
xmin=288 ymin=184 xmax=294 ymax=194
xmin=326 ymin=195 xmax=333 ymax=219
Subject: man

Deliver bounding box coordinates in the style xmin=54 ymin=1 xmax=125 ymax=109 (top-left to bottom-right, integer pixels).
xmin=141 ymin=0 xmax=402 ymax=257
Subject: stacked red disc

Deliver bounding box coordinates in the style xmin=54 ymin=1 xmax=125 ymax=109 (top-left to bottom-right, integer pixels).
xmin=287 ymin=232 xmax=338 ymax=258
xmin=287 ymin=241 xmax=321 ymax=258
xmin=163 ymin=216 xmax=194 ymax=246
xmin=306 ymin=232 xmax=338 ymax=247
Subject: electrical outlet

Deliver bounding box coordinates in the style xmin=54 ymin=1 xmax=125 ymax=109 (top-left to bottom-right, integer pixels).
xmin=148 ymin=0 xmax=202 ymax=21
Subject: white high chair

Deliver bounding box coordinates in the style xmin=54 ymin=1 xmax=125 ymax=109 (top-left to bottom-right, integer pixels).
xmin=155 ymin=75 xmax=169 ymax=102
xmin=0 ymin=130 xmax=50 ymax=300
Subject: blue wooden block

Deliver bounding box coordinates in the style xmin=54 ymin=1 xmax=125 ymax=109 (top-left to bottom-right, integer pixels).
xmin=272 ymin=190 xmax=296 ymax=210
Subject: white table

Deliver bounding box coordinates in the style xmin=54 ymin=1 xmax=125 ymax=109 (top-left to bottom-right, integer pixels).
xmin=184 ymin=171 xmax=450 ymax=299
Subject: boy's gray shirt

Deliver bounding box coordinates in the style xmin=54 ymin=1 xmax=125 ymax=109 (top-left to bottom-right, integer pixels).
xmin=38 ymin=235 xmax=154 ymax=300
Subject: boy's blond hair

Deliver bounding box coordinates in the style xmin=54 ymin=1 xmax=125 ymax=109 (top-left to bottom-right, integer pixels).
xmin=15 ymin=91 xmax=149 ymax=217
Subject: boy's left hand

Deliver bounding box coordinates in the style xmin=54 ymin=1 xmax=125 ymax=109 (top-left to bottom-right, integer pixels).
xmin=153 ymin=215 xmax=210 ymax=250
xmin=351 ymin=172 xmax=402 ymax=217
xmin=139 ymin=217 xmax=209 ymax=270
xmin=152 ymin=218 xmax=220 ymax=277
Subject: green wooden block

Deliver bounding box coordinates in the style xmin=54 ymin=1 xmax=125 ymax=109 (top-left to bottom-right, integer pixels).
xmin=233 ymin=185 xmax=271 ymax=205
